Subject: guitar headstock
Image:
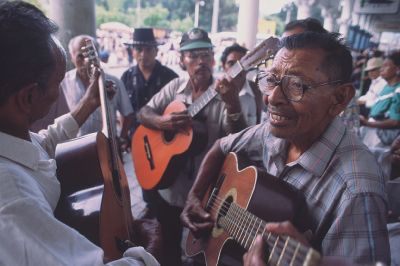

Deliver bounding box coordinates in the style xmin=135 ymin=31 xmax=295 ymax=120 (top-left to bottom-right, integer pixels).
xmin=81 ymin=38 xmax=101 ymax=72
xmin=241 ymin=37 xmax=280 ymax=69
xmin=227 ymin=36 xmax=280 ymax=79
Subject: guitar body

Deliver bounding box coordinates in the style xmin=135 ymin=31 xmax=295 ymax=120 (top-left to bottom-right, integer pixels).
xmin=132 ymin=100 xmax=207 ymax=189
xmin=185 ymin=153 xmax=304 ymax=266
xmin=55 ymin=132 xmax=133 ymax=261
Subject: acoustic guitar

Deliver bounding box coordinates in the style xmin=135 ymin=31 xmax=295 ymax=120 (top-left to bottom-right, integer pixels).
xmin=185 ymin=152 xmax=321 ymax=266
xmin=132 ymin=37 xmax=280 ymax=190
xmin=54 ymin=39 xmax=135 ymax=261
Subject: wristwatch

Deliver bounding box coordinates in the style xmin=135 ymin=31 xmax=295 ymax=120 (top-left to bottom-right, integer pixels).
xmin=227 ymin=112 xmax=242 ymax=121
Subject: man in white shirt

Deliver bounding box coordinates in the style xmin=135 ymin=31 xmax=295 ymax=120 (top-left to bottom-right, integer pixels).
xmin=0 ymin=2 xmax=159 ymax=265
xmin=63 ymin=35 xmax=134 ymax=150
xmin=358 ymin=57 xmax=387 ymax=114
xmin=220 ymin=43 xmax=263 ymax=125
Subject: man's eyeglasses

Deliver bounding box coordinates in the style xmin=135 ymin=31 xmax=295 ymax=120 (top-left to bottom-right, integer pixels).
xmin=185 ymin=50 xmax=213 ymax=61
xmin=257 ymin=71 xmax=342 ymax=102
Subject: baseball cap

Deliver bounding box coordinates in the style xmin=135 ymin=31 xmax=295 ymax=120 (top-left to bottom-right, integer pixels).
xmin=364 ymin=57 xmax=384 ymax=72
xmin=179 ymin=28 xmax=213 ymax=52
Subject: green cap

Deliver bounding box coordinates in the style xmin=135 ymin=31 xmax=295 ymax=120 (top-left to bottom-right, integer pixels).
xmin=179 ymin=28 xmax=213 ymax=51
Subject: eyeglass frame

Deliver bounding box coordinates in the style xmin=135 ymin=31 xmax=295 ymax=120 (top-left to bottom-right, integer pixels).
xmin=256 ymin=70 xmax=343 ymax=102
xmin=183 ymin=49 xmax=214 ymax=61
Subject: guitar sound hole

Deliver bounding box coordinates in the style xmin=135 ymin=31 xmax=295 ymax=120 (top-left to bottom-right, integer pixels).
xmin=217 ymin=196 xmax=233 ymax=229
xmin=163 ymin=130 xmax=176 ymax=143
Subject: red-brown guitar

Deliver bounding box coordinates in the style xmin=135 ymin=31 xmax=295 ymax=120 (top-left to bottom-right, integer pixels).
xmin=55 ymin=39 xmax=135 ymax=261
xmin=185 ymin=152 xmax=321 ymax=266
xmin=132 ymin=37 xmax=280 ymax=190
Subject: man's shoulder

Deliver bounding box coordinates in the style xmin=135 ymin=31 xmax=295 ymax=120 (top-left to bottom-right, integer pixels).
xmin=121 ymin=66 xmax=139 ymax=78
xmin=334 ymin=131 xmax=386 ymax=196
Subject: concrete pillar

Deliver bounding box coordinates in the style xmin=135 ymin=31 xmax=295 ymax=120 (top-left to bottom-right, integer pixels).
xmin=296 ymin=0 xmax=316 ymax=19
xmin=49 ymin=0 xmax=96 ymax=69
xmin=339 ymin=0 xmax=355 ymax=38
xmin=237 ymin=0 xmax=259 ymax=49
xmin=320 ymin=0 xmax=340 ymax=32
xmin=211 ymin=0 xmax=220 ymax=34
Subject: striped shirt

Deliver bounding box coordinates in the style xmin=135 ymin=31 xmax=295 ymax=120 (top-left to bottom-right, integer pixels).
xmin=220 ymin=117 xmax=390 ymax=264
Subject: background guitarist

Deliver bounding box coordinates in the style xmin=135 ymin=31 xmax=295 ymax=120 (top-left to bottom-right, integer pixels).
xmin=181 ymin=32 xmax=390 ymax=265
xmin=0 ymin=2 xmax=160 ymax=265
xmin=137 ymin=27 xmax=248 ymax=265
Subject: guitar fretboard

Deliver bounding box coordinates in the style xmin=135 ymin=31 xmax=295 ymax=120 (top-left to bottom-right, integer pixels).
xmin=187 ymin=87 xmax=218 ymax=117
xmin=218 ymin=202 xmax=320 ymax=266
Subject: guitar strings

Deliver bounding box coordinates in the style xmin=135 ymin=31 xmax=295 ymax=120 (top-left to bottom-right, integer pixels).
xmin=204 ymin=193 xmax=311 ymax=265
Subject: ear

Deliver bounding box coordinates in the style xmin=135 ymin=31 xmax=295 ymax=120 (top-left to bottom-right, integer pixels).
xmin=179 ymin=55 xmax=187 ymax=71
xmin=15 ymin=83 xmax=41 ymax=114
xmin=328 ymin=83 xmax=355 ymax=117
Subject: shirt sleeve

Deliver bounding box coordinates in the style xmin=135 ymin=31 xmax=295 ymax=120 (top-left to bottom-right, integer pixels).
xmin=321 ymin=193 xmax=390 ymax=265
xmin=389 ymin=86 xmax=400 ymax=121
xmin=219 ymin=124 xmax=266 ymax=162
xmin=115 ymin=78 xmax=134 ymax=116
xmin=146 ymin=78 xmax=179 ymax=114
xmin=35 ymin=113 xmax=79 ymax=158
xmin=0 ymin=195 xmax=159 ymax=266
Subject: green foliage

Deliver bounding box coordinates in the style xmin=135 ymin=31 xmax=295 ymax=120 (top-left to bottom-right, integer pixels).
xmin=141 ymin=4 xmax=169 ymax=28
xmin=170 ymin=16 xmax=194 ymax=33
xmin=96 ymin=5 xmax=133 ymax=27
xmin=94 ymin=0 xmax=238 ymax=33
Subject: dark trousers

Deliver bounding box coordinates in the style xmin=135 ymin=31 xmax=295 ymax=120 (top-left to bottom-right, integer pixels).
xmin=148 ymin=191 xmax=183 ymax=266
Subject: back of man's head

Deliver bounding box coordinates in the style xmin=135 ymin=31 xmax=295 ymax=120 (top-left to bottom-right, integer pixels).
xmin=0 ymin=1 xmax=58 ymax=106
xmin=281 ymin=32 xmax=353 ymax=84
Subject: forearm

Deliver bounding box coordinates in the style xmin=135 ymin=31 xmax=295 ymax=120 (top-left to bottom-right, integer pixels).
xmin=189 ymin=140 xmax=226 ymax=198
xmin=364 ymin=118 xmax=400 ymax=129
xmin=137 ymin=106 xmax=163 ymax=130
xmin=70 ymin=95 xmax=98 ymax=127
xmin=120 ymin=113 xmax=134 ymax=138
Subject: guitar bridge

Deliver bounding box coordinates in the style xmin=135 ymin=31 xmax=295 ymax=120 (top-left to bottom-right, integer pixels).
xmin=143 ymin=135 xmax=155 ymax=170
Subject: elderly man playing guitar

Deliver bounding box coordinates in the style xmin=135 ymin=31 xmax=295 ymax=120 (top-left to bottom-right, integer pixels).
xmin=181 ymin=32 xmax=390 ymax=265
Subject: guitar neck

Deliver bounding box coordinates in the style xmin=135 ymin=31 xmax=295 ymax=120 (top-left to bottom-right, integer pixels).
xmin=218 ymin=202 xmax=320 ymax=266
xmin=186 ymin=60 xmax=248 ymax=118
xmin=187 ymin=37 xmax=280 ymax=118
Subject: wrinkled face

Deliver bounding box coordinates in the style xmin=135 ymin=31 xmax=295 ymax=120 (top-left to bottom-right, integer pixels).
xmin=133 ymin=45 xmax=158 ymax=68
xmin=31 ymin=42 xmax=66 ymax=122
xmin=181 ymin=48 xmax=214 ymax=82
xmin=380 ymin=58 xmax=399 ymax=81
xmin=264 ymin=48 xmax=337 ymax=144
xmin=70 ymin=38 xmax=90 ymax=77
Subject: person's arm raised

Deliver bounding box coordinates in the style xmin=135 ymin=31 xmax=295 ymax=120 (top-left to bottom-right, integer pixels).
xmin=70 ymin=68 xmax=101 ymax=127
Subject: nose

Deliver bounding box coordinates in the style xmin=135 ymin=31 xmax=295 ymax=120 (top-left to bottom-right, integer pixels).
xmin=267 ymin=84 xmax=288 ymax=106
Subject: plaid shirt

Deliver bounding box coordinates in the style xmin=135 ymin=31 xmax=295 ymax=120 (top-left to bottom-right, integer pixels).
xmin=220 ymin=117 xmax=390 ymax=264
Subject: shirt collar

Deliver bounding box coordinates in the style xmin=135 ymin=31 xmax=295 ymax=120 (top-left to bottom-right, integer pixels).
xmin=266 ymin=117 xmax=346 ymax=177
xmin=0 ymin=131 xmax=40 ymax=170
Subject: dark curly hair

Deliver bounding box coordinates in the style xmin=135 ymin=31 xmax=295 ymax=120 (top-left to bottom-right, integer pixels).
xmin=0 ymin=1 xmax=59 ymax=106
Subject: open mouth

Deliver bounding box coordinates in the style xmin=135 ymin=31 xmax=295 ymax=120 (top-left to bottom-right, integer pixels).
xmin=269 ymin=112 xmax=292 ymax=126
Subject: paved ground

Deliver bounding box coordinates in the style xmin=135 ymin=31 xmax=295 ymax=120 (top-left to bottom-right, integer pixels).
xmin=121 ymin=152 xmax=146 ymax=218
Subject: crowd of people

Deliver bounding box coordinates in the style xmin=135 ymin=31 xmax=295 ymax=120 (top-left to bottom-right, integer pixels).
xmin=1 ymin=1 xmax=400 ymax=266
